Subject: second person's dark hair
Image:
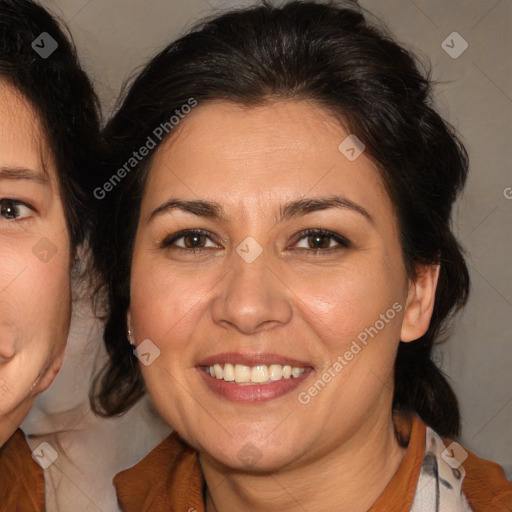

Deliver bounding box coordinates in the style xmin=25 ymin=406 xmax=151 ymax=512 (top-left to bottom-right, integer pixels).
xmin=0 ymin=0 xmax=102 ymax=251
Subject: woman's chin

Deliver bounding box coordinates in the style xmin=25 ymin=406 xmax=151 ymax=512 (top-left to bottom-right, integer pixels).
xmin=197 ymin=435 xmax=306 ymax=474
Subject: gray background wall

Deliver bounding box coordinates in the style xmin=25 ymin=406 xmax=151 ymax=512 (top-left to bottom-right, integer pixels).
xmin=39 ymin=0 xmax=511 ymax=476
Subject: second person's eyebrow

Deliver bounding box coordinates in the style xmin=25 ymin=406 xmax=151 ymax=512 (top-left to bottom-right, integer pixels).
xmin=0 ymin=166 xmax=48 ymax=184
xmin=148 ymin=195 xmax=374 ymax=225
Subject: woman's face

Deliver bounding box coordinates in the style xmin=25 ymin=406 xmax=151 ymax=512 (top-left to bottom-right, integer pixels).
xmin=128 ymin=100 xmax=432 ymax=471
xmin=0 ymin=82 xmax=71 ymax=445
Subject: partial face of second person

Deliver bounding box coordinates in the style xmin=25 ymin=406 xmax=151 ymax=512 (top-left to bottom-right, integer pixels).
xmin=0 ymin=81 xmax=70 ymax=445
xmin=128 ymin=100 xmax=437 ymax=472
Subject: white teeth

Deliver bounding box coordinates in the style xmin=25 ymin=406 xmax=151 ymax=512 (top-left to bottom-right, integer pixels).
xmin=205 ymin=363 xmax=306 ymax=384
xmin=234 ymin=364 xmax=251 ymax=383
xmin=223 ymin=363 xmax=235 ymax=381
xmin=269 ymin=364 xmax=283 ymax=381
xmin=214 ymin=363 xmax=223 ymax=379
xmin=291 ymin=367 xmax=302 ymax=378
xmin=251 ymin=365 xmax=269 ymax=383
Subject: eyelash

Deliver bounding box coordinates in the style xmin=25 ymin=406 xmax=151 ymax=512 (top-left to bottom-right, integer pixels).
xmin=0 ymin=198 xmax=35 ymax=223
xmin=160 ymin=228 xmax=351 ymax=256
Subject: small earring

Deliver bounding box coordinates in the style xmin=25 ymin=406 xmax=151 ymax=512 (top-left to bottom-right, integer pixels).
xmin=127 ymin=329 xmax=134 ymax=345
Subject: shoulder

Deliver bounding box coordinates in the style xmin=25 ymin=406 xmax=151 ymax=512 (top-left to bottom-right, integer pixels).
xmin=0 ymin=429 xmax=45 ymax=512
xmin=114 ymin=430 xmax=204 ymax=512
xmin=116 ymin=429 xmax=193 ymax=477
xmin=439 ymin=434 xmax=512 ymax=512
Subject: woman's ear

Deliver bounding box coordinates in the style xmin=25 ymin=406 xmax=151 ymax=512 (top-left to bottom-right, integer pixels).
xmin=400 ymin=264 xmax=440 ymax=343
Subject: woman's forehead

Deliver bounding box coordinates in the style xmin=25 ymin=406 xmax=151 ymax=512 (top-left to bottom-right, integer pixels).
xmin=158 ymin=99 xmax=344 ymax=152
xmin=142 ymin=100 xmax=391 ymax=222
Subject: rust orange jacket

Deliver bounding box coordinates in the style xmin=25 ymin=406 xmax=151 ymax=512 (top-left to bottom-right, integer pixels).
xmin=0 ymin=429 xmax=44 ymax=512
xmin=113 ymin=414 xmax=512 ymax=512
xmin=1 ymin=415 xmax=511 ymax=511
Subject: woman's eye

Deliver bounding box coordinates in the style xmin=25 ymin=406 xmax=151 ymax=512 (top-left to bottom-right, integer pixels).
xmin=293 ymin=229 xmax=351 ymax=253
xmin=161 ymin=229 xmax=219 ymax=252
xmin=0 ymin=199 xmax=34 ymax=221
xmin=161 ymin=228 xmax=350 ymax=256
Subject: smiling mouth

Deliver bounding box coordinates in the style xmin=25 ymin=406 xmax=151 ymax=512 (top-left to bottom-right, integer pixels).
xmin=201 ymin=363 xmax=311 ymax=385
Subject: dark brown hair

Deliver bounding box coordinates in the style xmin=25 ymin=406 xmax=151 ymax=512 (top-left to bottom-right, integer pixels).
xmin=0 ymin=0 xmax=102 ymax=250
xmin=91 ymin=0 xmax=469 ymax=438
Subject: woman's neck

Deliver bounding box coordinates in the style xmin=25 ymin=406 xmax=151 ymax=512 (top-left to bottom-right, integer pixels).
xmin=201 ymin=406 xmax=408 ymax=512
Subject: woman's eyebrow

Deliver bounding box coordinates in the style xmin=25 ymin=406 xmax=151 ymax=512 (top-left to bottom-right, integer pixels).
xmin=278 ymin=196 xmax=374 ymax=225
xmin=149 ymin=195 xmax=374 ymax=225
xmin=0 ymin=166 xmax=48 ymax=184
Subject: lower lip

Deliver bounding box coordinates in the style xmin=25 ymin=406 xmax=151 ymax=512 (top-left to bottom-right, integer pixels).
xmin=197 ymin=367 xmax=313 ymax=403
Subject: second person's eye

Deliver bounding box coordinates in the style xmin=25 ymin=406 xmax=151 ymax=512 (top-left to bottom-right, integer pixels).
xmin=0 ymin=198 xmax=34 ymax=221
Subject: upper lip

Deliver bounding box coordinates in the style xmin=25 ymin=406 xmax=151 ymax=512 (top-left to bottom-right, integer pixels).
xmin=197 ymin=352 xmax=313 ymax=368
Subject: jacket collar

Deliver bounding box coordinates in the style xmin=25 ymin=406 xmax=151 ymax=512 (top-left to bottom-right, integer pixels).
xmin=115 ymin=411 xmax=425 ymax=512
xmin=0 ymin=429 xmax=45 ymax=512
